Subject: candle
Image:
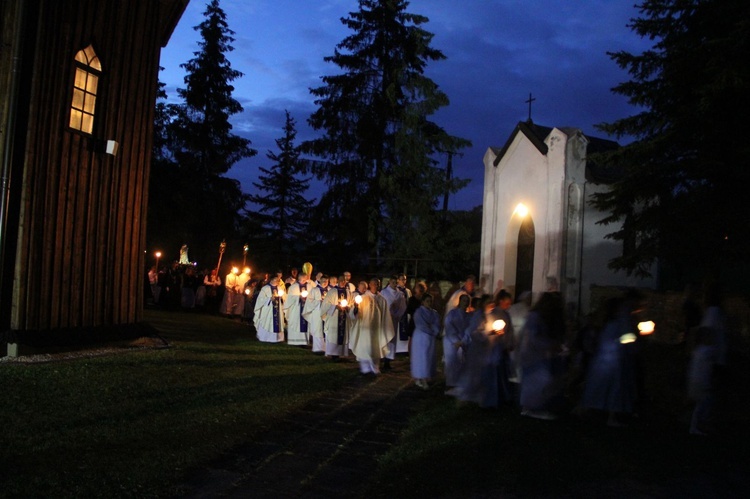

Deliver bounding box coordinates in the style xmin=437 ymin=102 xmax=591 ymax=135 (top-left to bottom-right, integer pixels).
xmin=492 ymin=319 xmax=506 ymax=332
xmin=244 ymin=288 xmax=251 ymax=296
xmin=277 ymin=288 xmax=285 ymax=297
xmin=340 ymin=298 xmax=348 ymax=307
xmin=354 ymin=295 xmax=362 ymax=305
xmin=620 ymin=333 xmax=637 ymax=344
xmin=637 ymin=321 xmax=655 ymax=335
xmin=301 ymin=290 xmax=308 ymax=298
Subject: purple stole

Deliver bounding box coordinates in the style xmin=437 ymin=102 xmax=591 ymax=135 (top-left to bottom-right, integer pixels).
xmin=336 ymin=286 xmax=347 ymax=345
xmin=299 ymin=282 xmax=308 ymax=333
xmin=271 ymin=285 xmax=281 ymax=333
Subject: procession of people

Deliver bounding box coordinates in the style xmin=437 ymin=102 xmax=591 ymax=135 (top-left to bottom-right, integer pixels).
xmin=146 ymin=253 xmax=730 ymax=436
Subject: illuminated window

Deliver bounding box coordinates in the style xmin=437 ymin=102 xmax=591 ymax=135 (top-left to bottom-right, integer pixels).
xmin=69 ymin=45 xmax=102 ymax=134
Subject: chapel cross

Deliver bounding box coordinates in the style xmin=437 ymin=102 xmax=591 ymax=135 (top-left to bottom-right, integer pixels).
xmin=525 ymin=92 xmax=536 ymax=122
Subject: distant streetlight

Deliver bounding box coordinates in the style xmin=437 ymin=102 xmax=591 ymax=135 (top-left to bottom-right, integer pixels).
xmin=155 ymin=251 xmax=162 ymax=269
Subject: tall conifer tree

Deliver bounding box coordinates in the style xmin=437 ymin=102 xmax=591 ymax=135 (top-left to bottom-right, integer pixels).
xmin=305 ymin=0 xmax=469 ymax=266
xmin=150 ymin=0 xmax=256 ymax=263
xmin=592 ymin=0 xmax=750 ymax=284
xmin=247 ymin=111 xmax=312 ymax=266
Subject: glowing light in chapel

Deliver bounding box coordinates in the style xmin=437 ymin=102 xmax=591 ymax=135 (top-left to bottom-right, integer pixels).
xmin=514 ymin=203 xmax=529 ymax=218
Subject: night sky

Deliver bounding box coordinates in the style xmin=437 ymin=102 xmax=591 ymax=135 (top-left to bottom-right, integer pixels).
xmin=159 ymin=0 xmax=652 ymax=210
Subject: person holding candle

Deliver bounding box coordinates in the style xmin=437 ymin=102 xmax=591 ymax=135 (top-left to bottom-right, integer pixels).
xmin=254 ymin=275 xmax=286 ymax=343
xmin=580 ymin=295 xmax=638 ymax=426
xmin=349 ymin=281 xmax=394 ymax=375
xmin=284 ymin=272 xmax=312 ymax=346
xmin=233 ymin=267 xmax=251 ymax=319
xmin=411 ymin=293 xmax=441 ymax=389
xmin=221 ymin=266 xmax=240 ymax=316
xmin=322 ymin=275 xmax=351 ymax=359
xmin=303 ymin=274 xmax=329 ymax=353
xmin=447 ymin=294 xmax=495 ymax=406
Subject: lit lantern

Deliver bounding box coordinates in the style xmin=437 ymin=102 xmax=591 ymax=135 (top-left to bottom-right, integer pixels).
xmin=301 ymin=290 xmax=309 ymax=298
xmin=620 ymin=333 xmax=637 ymax=344
xmin=354 ymin=295 xmax=363 ymax=305
xmin=492 ymin=319 xmax=506 ymax=332
xmin=637 ymin=321 xmax=655 ymax=335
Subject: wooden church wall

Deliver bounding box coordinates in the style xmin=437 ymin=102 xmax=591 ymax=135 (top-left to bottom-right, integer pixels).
xmin=10 ymin=0 xmax=169 ymax=333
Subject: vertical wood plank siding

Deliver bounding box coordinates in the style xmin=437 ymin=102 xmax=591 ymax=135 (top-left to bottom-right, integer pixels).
xmin=10 ymin=0 xmax=171 ymax=333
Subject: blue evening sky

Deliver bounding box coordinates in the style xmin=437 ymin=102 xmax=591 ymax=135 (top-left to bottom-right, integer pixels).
xmin=158 ymin=0 xmax=651 ymax=210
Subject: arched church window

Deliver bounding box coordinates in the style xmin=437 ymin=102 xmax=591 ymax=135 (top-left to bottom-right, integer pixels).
xmin=69 ymin=45 xmax=102 ymax=134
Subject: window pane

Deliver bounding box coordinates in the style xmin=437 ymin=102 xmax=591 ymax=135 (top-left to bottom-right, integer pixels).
xmin=81 ymin=112 xmax=94 ymax=134
xmin=69 ymin=109 xmax=82 ymax=129
xmin=86 ymin=73 xmax=98 ymax=94
xmin=90 ymin=55 xmax=102 ymax=72
xmin=74 ymin=68 xmax=87 ymax=89
xmin=82 ymin=93 xmax=96 ymax=114
xmin=71 ymin=88 xmax=84 ymax=110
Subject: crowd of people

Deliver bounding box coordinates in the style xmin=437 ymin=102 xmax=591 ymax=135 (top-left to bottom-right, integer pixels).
xmin=146 ymin=261 xmax=729 ymax=436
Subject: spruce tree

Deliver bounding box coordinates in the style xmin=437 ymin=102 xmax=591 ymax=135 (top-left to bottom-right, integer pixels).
xmin=592 ymin=0 xmax=750 ymax=284
xmin=305 ymin=0 xmax=470 ymax=267
xmin=247 ymin=111 xmax=313 ymax=267
xmin=151 ymin=0 xmax=256 ymax=264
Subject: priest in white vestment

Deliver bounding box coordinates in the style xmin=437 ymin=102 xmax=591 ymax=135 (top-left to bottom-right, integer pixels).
xmin=349 ymin=281 xmax=394 ymax=374
xmin=254 ymin=275 xmax=286 ymax=343
xmin=322 ymin=276 xmax=351 ymax=358
xmin=285 ymin=273 xmax=313 ymax=346
xmin=380 ymin=275 xmax=407 ymax=369
xmin=303 ymin=275 xmax=328 ymax=353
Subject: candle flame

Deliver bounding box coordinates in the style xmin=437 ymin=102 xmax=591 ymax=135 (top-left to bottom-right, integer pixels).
xmin=637 ymin=321 xmax=655 ymax=335
xmin=277 ymin=288 xmax=285 ymax=297
xmin=301 ymin=290 xmax=308 ymax=298
xmin=354 ymin=295 xmax=363 ymax=305
xmin=620 ymin=333 xmax=637 ymax=344
xmin=340 ymin=298 xmax=348 ymax=307
xmin=492 ymin=319 xmax=506 ymax=332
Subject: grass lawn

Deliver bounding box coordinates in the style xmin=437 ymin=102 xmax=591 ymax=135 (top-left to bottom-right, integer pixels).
xmin=367 ymin=342 xmax=750 ymax=497
xmin=3 ymin=310 xmax=748 ymax=498
xmin=0 ymin=309 xmax=353 ymax=497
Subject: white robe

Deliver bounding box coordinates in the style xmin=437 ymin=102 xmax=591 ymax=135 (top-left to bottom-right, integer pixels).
xmin=322 ymin=286 xmax=351 ymax=357
xmin=254 ymin=284 xmax=285 ymax=343
xmin=285 ymin=281 xmax=312 ymax=346
xmin=302 ymin=284 xmax=327 ymax=352
xmin=380 ymin=286 xmax=407 ymax=359
xmin=411 ymin=305 xmax=440 ymax=379
xmin=348 ymin=291 xmax=395 ymax=373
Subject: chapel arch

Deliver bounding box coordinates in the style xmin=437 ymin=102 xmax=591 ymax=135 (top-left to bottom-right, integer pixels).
xmin=503 ymin=208 xmax=535 ymax=301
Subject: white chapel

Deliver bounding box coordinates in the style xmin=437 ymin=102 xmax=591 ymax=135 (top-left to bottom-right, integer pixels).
xmin=480 ymin=120 xmax=655 ymax=319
